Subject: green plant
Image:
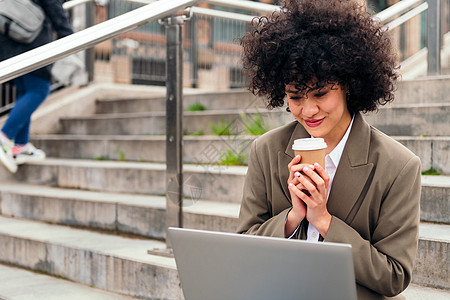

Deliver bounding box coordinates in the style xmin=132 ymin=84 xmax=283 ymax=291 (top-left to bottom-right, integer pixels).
xmin=211 ymin=120 xmax=233 ymax=136
xmin=422 ymin=168 xmax=440 ymax=175
xmin=184 ymin=129 xmax=204 ymax=136
xmin=241 ymin=113 xmax=269 ymax=135
xmin=190 ymin=130 xmax=204 ymax=136
xmin=93 ymin=155 xmax=109 ymax=161
xmin=219 ymin=149 xmax=247 ymax=165
xmin=186 ymin=103 xmax=206 ymax=111
xmin=117 ymin=150 xmax=126 ymax=162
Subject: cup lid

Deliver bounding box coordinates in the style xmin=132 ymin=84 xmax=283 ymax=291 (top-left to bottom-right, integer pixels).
xmin=292 ymin=138 xmax=327 ymax=151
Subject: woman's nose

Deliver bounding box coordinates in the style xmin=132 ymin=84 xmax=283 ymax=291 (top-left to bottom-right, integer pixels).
xmin=302 ymin=99 xmax=319 ymax=117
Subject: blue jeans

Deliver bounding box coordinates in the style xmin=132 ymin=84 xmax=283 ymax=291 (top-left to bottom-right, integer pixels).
xmin=2 ymin=74 xmax=50 ymax=145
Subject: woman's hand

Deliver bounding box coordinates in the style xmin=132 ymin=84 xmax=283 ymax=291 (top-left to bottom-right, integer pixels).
xmin=285 ymin=155 xmax=309 ymax=236
xmin=288 ymin=161 xmax=332 ymax=238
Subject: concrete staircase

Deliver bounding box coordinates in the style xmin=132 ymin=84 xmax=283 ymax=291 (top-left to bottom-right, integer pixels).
xmin=0 ymin=77 xmax=448 ymax=299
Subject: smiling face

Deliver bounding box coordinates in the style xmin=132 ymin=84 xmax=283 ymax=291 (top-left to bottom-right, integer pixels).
xmin=286 ymin=82 xmax=352 ymax=152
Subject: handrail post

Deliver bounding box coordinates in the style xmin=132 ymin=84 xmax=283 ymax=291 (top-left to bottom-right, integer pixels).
xmin=85 ymin=0 xmax=96 ymax=82
xmin=427 ymin=0 xmax=441 ymax=75
xmin=190 ymin=15 xmax=198 ymax=88
xmin=162 ymin=14 xmax=186 ymax=247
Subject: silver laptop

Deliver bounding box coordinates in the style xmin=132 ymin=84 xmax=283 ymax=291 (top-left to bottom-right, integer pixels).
xmin=168 ymin=227 xmax=357 ymax=300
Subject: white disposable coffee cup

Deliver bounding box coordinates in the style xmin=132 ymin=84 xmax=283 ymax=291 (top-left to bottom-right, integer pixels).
xmin=292 ymin=138 xmax=327 ymax=167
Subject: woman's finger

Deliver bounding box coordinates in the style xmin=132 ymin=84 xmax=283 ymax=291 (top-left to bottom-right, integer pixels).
xmin=313 ymin=162 xmax=330 ymax=190
xmin=289 ymin=182 xmax=306 ymax=199
xmin=297 ymin=170 xmax=316 ymax=193
xmin=289 ymin=181 xmax=314 ymax=207
xmin=302 ymin=166 xmax=326 ymax=194
xmin=291 ymin=175 xmax=301 ymax=186
xmin=291 ymin=163 xmax=314 ymax=175
xmin=294 ymin=169 xmax=315 ymax=186
xmin=288 ymin=155 xmax=301 ymax=169
xmin=287 ymin=155 xmax=301 ymax=184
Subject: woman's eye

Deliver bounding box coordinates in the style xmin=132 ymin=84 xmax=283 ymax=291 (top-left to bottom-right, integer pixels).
xmin=314 ymin=91 xmax=327 ymax=98
xmin=289 ymin=96 xmax=304 ymax=101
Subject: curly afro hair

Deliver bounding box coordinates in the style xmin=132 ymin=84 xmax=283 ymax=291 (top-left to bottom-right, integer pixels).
xmin=240 ymin=0 xmax=399 ymax=113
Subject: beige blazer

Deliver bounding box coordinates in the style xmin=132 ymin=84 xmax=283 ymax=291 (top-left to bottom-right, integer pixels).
xmin=237 ymin=113 xmax=421 ymax=300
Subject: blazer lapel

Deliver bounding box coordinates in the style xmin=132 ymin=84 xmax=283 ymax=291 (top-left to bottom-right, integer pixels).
xmin=327 ymin=113 xmax=374 ymax=222
xmin=278 ymin=122 xmax=310 ymax=203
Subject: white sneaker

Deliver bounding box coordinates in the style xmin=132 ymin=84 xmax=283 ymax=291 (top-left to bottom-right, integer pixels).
xmin=14 ymin=143 xmax=46 ymax=165
xmin=0 ymin=134 xmax=17 ymax=173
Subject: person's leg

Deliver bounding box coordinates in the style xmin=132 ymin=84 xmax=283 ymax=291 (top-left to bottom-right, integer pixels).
xmin=0 ymin=74 xmax=50 ymax=170
xmin=1 ymin=73 xmax=50 ymax=144
xmin=1 ymin=76 xmax=25 ymax=141
xmin=0 ymin=76 xmax=28 ymax=173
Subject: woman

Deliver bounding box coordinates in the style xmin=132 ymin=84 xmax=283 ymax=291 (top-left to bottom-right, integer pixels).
xmin=237 ymin=1 xmax=421 ymax=299
xmin=0 ymin=0 xmax=73 ymax=173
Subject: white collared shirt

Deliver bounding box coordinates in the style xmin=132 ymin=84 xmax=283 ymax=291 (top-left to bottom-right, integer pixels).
xmin=306 ymin=116 xmax=355 ymax=242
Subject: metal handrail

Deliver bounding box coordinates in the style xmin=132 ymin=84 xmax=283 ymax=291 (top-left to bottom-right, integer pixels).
xmin=199 ymin=0 xmax=427 ymax=31
xmin=63 ymin=0 xmax=93 ymax=10
xmin=0 ymin=0 xmax=279 ymax=85
xmin=0 ymin=0 xmax=199 ymax=84
xmin=62 ymin=0 xmax=158 ymax=9
xmin=206 ymin=0 xmax=280 ymax=13
xmin=129 ymin=0 xmax=279 ymax=21
xmin=196 ymin=0 xmax=442 ymax=75
xmin=384 ymin=2 xmax=428 ymax=30
xmin=376 ymin=0 xmax=424 ymax=23
xmin=191 ymin=6 xmax=255 ymax=22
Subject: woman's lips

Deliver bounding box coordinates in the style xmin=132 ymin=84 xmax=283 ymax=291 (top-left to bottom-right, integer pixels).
xmin=304 ymin=118 xmax=324 ymax=127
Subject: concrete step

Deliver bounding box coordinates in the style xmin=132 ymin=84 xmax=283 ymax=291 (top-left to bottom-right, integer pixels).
xmin=363 ymin=103 xmax=450 ymax=136
xmin=395 ymin=136 xmax=449 ymax=175
xmin=95 ymin=89 xmax=267 ymax=114
xmin=421 ymin=176 xmax=450 ymax=224
xmin=394 ymin=76 xmax=450 ymax=105
xmin=413 ymin=222 xmax=450 ymax=290
xmin=0 ymin=158 xmax=246 ymax=204
xmin=30 ymin=134 xmax=449 ymax=175
xmin=0 ymin=216 xmax=447 ymax=295
xmin=0 ymin=159 xmax=447 ymax=223
xmin=0 ymin=263 xmax=136 ymax=300
xmin=58 ymin=108 xmax=291 ymax=136
xmin=0 ymin=216 xmax=182 ymax=300
xmin=0 ymin=183 xmax=239 ymax=239
xmin=401 ymin=284 xmax=450 ymax=300
xmin=60 ymin=104 xmax=450 ymax=137
xmin=29 ymin=134 xmax=256 ymax=164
